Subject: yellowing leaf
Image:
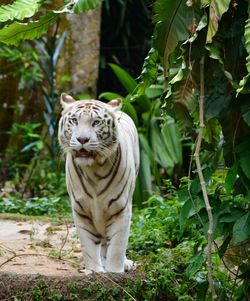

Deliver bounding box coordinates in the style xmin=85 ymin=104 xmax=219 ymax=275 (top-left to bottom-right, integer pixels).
xmin=206 ymin=0 xmax=231 ymax=43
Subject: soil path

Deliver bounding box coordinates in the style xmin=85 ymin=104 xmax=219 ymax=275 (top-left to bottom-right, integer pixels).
xmin=0 ymin=217 xmax=82 ymax=276
xmin=0 ymin=216 xmax=138 ymax=300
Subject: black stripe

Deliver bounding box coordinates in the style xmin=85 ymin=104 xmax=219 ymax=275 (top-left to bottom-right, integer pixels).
xmin=106 ymin=222 xmax=113 ymax=229
xmin=78 ymin=165 xmax=95 ymax=186
xmin=107 ymin=181 xmax=133 ymax=222
xmin=75 ymin=200 xmax=85 ymax=212
xmin=95 ymin=144 xmax=120 ymax=180
xmin=97 ymin=145 xmax=122 ymax=195
xmin=78 ymin=225 xmax=102 ymax=239
xmin=72 ymin=159 xmax=92 ymax=198
xmin=108 ymin=171 xmax=130 ymax=208
xmin=68 ymin=181 xmax=86 ymax=213
xmin=74 ymin=209 xmax=92 ymax=222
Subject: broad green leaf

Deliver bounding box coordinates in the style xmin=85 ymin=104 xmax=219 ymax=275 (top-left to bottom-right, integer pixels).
xmin=224 ymin=162 xmax=239 ymax=194
xmin=122 ymin=100 xmax=139 ymax=126
xmin=241 ymin=104 xmax=250 ymax=126
xmin=145 ymin=85 xmax=164 ymax=99
xmin=109 ymin=63 xmax=137 ymax=94
xmin=99 ymin=92 xmax=123 ymax=101
xmin=153 ymin=0 xmax=194 ymax=71
xmin=219 ymin=209 xmax=245 ymax=223
xmin=150 ymin=118 xmax=174 ymax=174
xmin=139 ymin=146 xmax=153 ymax=195
xmin=99 ymin=92 xmax=138 ymax=125
xmin=180 ymin=199 xmax=195 ymax=228
xmin=232 ymin=212 xmax=250 ymax=244
xmin=206 ymin=42 xmax=224 ymax=64
xmin=237 ymin=3 xmax=250 ymax=95
xmin=186 ymin=252 xmax=206 ymax=278
xmin=161 ymin=116 xmax=182 ymax=166
xmin=73 ymin=0 xmax=104 ymax=13
xmin=206 ymin=0 xmax=231 ymax=43
xmin=239 ymin=150 xmax=250 ymax=179
xmin=0 ymin=0 xmax=42 ymax=22
xmin=204 ymin=75 xmax=231 ymax=120
xmin=139 ymin=134 xmax=155 ymax=165
xmin=0 ymin=13 xmax=58 ymax=46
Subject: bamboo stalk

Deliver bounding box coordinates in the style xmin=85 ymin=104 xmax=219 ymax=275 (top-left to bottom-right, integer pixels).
xmin=194 ymin=56 xmax=217 ymax=300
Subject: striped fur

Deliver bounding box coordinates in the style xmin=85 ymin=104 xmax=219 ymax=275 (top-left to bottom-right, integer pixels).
xmin=58 ymin=93 xmax=139 ymax=274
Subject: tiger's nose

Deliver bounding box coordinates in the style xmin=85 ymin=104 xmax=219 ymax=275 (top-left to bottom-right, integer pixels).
xmin=77 ymin=137 xmax=90 ymax=144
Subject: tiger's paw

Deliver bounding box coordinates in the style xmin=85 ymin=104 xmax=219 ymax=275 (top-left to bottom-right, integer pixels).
xmin=124 ymin=258 xmax=136 ymax=272
xmin=79 ymin=268 xmax=93 ymax=275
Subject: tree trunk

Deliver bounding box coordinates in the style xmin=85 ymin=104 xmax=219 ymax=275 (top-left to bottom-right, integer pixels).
xmin=64 ymin=7 xmax=101 ymax=98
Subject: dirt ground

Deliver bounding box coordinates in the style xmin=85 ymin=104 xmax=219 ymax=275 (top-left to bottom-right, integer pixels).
xmin=0 ymin=216 xmax=82 ymax=276
xmin=0 ymin=215 xmax=138 ymax=300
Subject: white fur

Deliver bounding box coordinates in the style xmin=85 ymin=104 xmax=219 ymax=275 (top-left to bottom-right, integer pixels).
xmin=58 ymin=96 xmax=139 ymax=273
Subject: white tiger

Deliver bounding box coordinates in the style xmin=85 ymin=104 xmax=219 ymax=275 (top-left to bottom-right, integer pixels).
xmin=58 ymin=93 xmax=139 ymax=274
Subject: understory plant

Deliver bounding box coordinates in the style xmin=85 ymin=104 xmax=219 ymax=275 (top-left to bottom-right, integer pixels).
xmin=100 ymin=63 xmax=183 ymax=206
xmin=133 ymin=0 xmax=250 ymax=299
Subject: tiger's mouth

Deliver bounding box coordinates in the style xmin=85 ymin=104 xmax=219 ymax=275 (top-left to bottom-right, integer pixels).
xmin=75 ymin=148 xmax=96 ymax=158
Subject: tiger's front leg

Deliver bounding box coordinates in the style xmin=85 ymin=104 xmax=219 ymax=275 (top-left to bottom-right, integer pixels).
xmin=105 ymin=209 xmax=132 ymax=273
xmin=73 ymin=213 xmax=104 ymax=274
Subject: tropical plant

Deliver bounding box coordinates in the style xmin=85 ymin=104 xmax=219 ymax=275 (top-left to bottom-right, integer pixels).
xmin=99 ymin=63 xmax=184 ymax=206
xmin=133 ymin=0 xmax=250 ymax=299
xmin=0 ymin=0 xmax=104 ymax=46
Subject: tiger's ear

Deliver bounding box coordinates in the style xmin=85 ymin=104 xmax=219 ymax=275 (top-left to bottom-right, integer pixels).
xmin=107 ymin=98 xmax=122 ymax=112
xmin=60 ymin=93 xmax=76 ymax=110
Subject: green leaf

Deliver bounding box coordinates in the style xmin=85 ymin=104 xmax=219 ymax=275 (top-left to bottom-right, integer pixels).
xmin=161 ymin=116 xmax=182 ymax=166
xmin=241 ymin=104 xmax=250 ymax=126
xmin=139 ymin=134 xmax=155 ymax=165
xmin=122 ymin=100 xmax=139 ymax=126
xmin=239 ymin=150 xmax=250 ymax=179
xmin=109 ymin=63 xmax=137 ymax=94
xmin=99 ymin=92 xmax=123 ymax=101
xmin=224 ymin=162 xmax=239 ymax=194
xmin=237 ymin=3 xmax=250 ymax=95
xmin=0 ymin=13 xmax=58 ymax=46
xmin=153 ymin=0 xmax=194 ymax=71
xmin=73 ymin=0 xmax=104 ymax=13
xmin=145 ymin=85 xmax=164 ymax=99
xmin=232 ymin=212 xmax=250 ymax=244
xmin=206 ymin=0 xmax=231 ymax=43
xmin=139 ymin=145 xmax=153 ymax=195
xmin=136 ymin=48 xmax=159 ymax=96
xmin=186 ymin=252 xmax=206 ymax=278
xmin=219 ymin=209 xmax=245 ymax=223
xmin=150 ymin=118 xmax=174 ymax=174
xmin=0 ymin=0 xmax=42 ymax=22
xmin=180 ymin=199 xmax=194 ymax=228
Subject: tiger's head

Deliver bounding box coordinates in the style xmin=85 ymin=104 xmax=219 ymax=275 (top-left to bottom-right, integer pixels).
xmin=58 ymin=93 xmax=122 ymax=166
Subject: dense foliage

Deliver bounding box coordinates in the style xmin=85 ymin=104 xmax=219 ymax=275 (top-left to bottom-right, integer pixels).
xmin=0 ymin=0 xmax=250 ymax=300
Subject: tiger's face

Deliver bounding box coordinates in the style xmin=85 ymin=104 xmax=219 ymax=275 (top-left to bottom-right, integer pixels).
xmin=58 ymin=93 xmax=121 ymax=166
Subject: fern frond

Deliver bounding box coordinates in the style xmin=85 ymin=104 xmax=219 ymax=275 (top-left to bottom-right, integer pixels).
xmin=0 ymin=13 xmax=58 ymax=46
xmin=0 ymin=0 xmax=42 ymax=22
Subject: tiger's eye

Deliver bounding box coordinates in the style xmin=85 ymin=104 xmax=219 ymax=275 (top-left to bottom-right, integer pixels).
xmin=92 ymin=120 xmax=101 ymax=127
xmin=71 ymin=118 xmax=78 ymax=124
